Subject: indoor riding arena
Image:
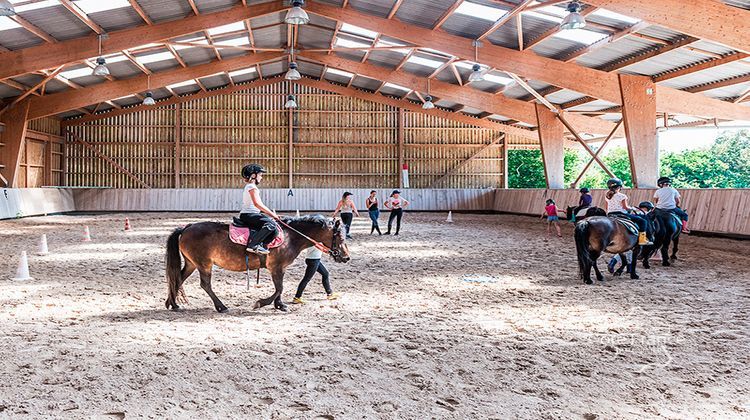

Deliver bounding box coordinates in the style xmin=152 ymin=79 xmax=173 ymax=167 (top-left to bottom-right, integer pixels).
xmin=1 ymin=0 xmax=749 ymax=418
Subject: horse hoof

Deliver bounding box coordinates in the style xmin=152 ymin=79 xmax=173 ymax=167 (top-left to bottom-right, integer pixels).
xmin=170 ymin=305 xmax=183 ymax=312
xmin=275 ymin=303 xmax=288 ymax=312
xmin=613 ymin=272 xmax=621 ymax=277
xmin=662 ymin=261 xmax=671 ymax=267
xmin=252 ymin=301 xmax=262 ymax=310
xmin=670 ymin=256 xmax=678 ymax=261
xmin=584 ymin=279 xmax=593 ymax=285
xmin=217 ymin=306 xmax=229 ymax=313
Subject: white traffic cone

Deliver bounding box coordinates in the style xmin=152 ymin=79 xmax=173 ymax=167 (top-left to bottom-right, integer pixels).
xmin=38 ymin=234 xmax=49 ymax=256
xmin=295 ymin=209 xmax=300 ymax=217
xmin=13 ymin=251 xmax=33 ymax=281
xmin=83 ymin=225 xmax=92 ymax=242
xmin=446 ymin=211 xmax=453 ymax=223
xmin=124 ymin=218 xmax=132 ymax=231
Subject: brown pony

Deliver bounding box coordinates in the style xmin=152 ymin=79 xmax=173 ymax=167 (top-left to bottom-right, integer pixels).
xmin=165 ymin=215 xmax=350 ymax=312
xmin=573 ymin=216 xmax=643 ymax=284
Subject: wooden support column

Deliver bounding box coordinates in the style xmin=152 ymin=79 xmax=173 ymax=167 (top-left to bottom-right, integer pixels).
xmin=502 ymin=137 xmax=509 ymax=189
xmin=174 ymin=103 xmax=181 ymax=188
xmin=535 ymin=103 xmax=565 ymax=189
xmin=288 ymin=101 xmax=294 ymax=189
xmin=44 ymin=137 xmax=53 ymax=186
xmin=619 ymin=74 xmax=658 ymax=188
xmin=0 ymin=100 xmax=31 ymax=187
xmin=397 ymin=107 xmax=404 ymax=188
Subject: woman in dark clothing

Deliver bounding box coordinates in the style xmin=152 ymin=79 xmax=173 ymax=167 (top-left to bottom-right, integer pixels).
xmin=332 ymin=192 xmax=359 ymax=239
xmin=384 ymin=190 xmax=409 ymax=236
xmin=292 ymin=247 xmax=338 ymax=304
xmin=365 ymin=190 xmax=381 ymax=235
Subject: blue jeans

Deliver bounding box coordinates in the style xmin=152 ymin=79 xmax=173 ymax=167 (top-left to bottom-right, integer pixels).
xmin=369 ymin=209 xmax=381 ymax=234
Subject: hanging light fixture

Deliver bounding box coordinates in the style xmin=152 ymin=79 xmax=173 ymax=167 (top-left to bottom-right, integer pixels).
xmin=284 ymin=94 xmax=298 ymax=109
xmin=285 ymin=62 xmax=301 ymax=80
xmin=468 ymin=42 xmax=485 ymax=82
xmin=285 ymin=0 xmax=309 ymax=25
xmin=0 ymin=0 xmax=16 ymax=16
xmin=422 ymin=79 xmax=435 ymax=109
xmin=92 ymin=35 xmax=110 ymax=76
xmin=143 ymin=75 xmax=155 ymax=105
xmin=560 ymin=1 xmax=586 ymax=30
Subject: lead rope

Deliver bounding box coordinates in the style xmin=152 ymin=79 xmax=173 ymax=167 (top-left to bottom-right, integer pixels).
xmin=275 ymin=218 xmax=334 ymax=255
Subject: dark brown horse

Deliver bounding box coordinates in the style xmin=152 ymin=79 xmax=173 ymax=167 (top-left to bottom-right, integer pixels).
xmin=642 ymin=209 xmax=681 ymax=268
xmin=165 ymin=215 xmax=350 ymax=312
xmin=574 ymin=216 xmax=643 ymax=284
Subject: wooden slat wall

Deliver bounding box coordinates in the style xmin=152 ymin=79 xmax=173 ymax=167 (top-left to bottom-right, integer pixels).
xmin=72 ymin=188 xmax=496 ymax=212
xmin=17 ymin=129 xmax=64 ymax=188
xmin=494 ymin=188 xmax=750 ymax=236
xmin=64 ymin=81 xmax=506 ymax=189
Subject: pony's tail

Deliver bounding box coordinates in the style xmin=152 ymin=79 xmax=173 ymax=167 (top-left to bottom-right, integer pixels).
xmin=165 ymin=226 xmax=187 ymax=309
xmin=574 ymin=221 xmax=592 ymax=279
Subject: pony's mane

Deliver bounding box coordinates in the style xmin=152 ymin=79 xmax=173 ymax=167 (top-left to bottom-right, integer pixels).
xmin=282 ymin=214 xmax=332 ymax=228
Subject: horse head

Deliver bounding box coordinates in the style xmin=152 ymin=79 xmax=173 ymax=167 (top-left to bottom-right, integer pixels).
xmin=329 ymin=219 xmax=351 ymax=263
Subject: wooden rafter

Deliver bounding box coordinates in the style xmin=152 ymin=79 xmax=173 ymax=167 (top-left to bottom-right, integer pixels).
xmin=10 ymin=14 xmax=57 ymax=43
xmin=432 ymin=0 xmax=464 ymax=30
xmin=477 ymin=0 xmax=534 ymax=41
xmin=0 ymin=65 xmax=65 ymax=117
xmin=386 ymin=0 xmax=404 ymax=19
xmin=558 ymin=21 xmax=650 ymax=63
xmin=523 ymin=6 xmax=598 ymax=50
xmin=59 ymin=0 xmax=104 ymax=34
xmin=652 ymin=52 xmax=749 ymax=83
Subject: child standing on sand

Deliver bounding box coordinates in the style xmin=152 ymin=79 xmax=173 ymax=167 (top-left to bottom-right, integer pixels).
xmin=541 ymin=198 xmax=563 ymax=238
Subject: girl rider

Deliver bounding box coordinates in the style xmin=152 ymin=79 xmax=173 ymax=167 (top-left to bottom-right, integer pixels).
xmin=239 ymin=164 xmax=280 ymax=255
xmin=604 ymin=178 xmax=653 ymax=246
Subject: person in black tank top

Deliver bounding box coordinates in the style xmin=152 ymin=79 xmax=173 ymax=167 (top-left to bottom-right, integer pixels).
xmin=365 ymin=190 xmax=381 ymax=235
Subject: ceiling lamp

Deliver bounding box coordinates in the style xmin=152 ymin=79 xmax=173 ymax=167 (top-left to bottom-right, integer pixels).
xmin=92 ymin=35 xmax=110 ymax=76
xmin=285 ymin=0 xmax=310 ymax=25
xmin=0 ymin=0 xmax=16 ymax=16
xmin=143 ymin=75 xmax=155 ymax=105
xmin=285 ymin=62 xmax=301 ymax=80
xmin=284 ymin=94 xmax=298 ymax=109
xmin=422 ymin=95 xmax=435 ymax=110
xmin=468 ymin=64 xmax=485 ymax=82
xmin=560 ymin=1 xmax=586 ymax=30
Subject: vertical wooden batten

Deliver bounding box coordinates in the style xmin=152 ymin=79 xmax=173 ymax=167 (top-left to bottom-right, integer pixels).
xmin=397 ymin=107 xmax=404 ymax=189
xmin=535 ymin=103 xmax=565 ymax=189
xmin=619 ymin=74 xmax=658 ymax=188
xmin=174 ymin=103 xmax=181 ymax=188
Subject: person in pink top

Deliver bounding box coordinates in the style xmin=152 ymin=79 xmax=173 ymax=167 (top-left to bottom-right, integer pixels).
xmin=540 ymin=198 xmax=564 ymax=238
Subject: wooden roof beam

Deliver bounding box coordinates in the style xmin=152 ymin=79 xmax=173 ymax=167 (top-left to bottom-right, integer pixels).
xmin=28 ymin=52 xmax=284 ymax=119
xmin=0 ymin=1 xmax=285 ymax=81
xmin=304 ymin=2 xmax=750 ymax=121
xmin=433 ymin=0 xmax=464 ymax=30
xmin=582 ymin=0 xmax=750 ymax=54
xmin=59 ymin=0 xmax=104 ymax=34
xmin=477 ymin=0 xmax=534 ymax=41
xmin=128 ymin=0 xmax=152 ymax=25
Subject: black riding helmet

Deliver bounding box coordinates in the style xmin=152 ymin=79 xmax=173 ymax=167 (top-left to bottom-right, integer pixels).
xmin=606 ymin=178 xmax=623 ymax=189
xmin=546 ymin=198 xmax=555 ymax=205
xmin=579 ymin=187 xmax=590 ymax=193
xmin=639 ymin=201 xmax=655 ymax=211
xmin=657 ymin=176 xmax=671 ymax=186
xmin=242 ymin=163 xmax=267 ymax=180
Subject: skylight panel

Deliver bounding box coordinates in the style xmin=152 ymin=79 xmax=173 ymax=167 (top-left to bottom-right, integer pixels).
xmin=552 ymin=28 xmax=609 ymax=45
xmin=13 ymin=0 xmax=59 ymax=13
xmin=484 ymin=73 xmax=512 ymax=85
xmin=0 ymin=17 xmax=22 ymax=31
xmin=326 ymin=68 xmax=354 ymax=78
xmin=207 ymin=22 xmax=246 ymax=36
xmin=73 ymin=0 xmax=130 ymax=14
xmin=340 ymin=23 xmax=378 ymax=40
xmin=135 ymin=51 xmax=176 ymax=64
xmin=455 ymin=61 xmax=488 ymax=71
xmin=103 ymin=54 xmax=130 ymax=64
xmin=59 ymin=67 xmax=95 ymax=80
xmin=167 ymin=80 xmax=197 ymax=89
xmin=376 ymin=39 xmax=410 ymax=54
xmin=454 ymin=2 xmax=507 ymax=22
xmin=214 ymin=36 xmax=250 ymax=47
xmin=421 ymin=48 xmax=453 ymax=58
xmin=407 ymin=56 xmax=443 ymax=68
xmin=524 ymin=10 xmax=562 ymax=24
xmin=334 ymin=37 xmax=371 ymax=49
xmin=590 ymin=9 xmax=641 ymax=25
xmin=172 ymin=38 xmax=208 ymax=51
xmin=383 ymin=82 xmax=409 ymax=92
xmin=228 ymin=67 xmax=256 ymax=77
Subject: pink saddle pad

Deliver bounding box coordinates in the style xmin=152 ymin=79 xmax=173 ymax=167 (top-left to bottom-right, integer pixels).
xmin=229 ymin=223 xmax=284 ymax=249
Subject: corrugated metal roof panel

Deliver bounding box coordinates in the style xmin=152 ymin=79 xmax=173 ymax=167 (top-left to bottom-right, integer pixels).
xmin=333 ymin=49 xmax=366 ymax=62
xmin=230 ymin=72 xmax=258 ymax=84
xmin=216 ymin=48 xmax=247 ymax=60
xmin=467 ymin=80 xmax=501 ymax=93
xmin=352 ymin=75 xmax=381 ymax=91
xmin=106 ymin=61 xmax=144 ymax=79
xmin=87 ymin=8 xmax=144 ymax=32
xmin=68 ymin=75 xmax=107 ymax=88
xmin=171 ymin=83 xmax=201 ymax=95
xmin=138 ymin=0 xmax=192 ymax=23
xmin=520 ymin=16 xmax=561 ymax=48
xmin=435 ymin=99 xmax=459 ymax=108
xmin=688 ymin=40 xmax=737 ymax=56
xmin=396 ymin=0 xmax=455 ymax=30
xmin=0 ymin=84 xmax=21 ymax=98
xmin=486 ymin=16 xmax=521 ymax=50
xmin=379 ymin=85 xmax=408 ymax=97
xmin=298 ymin=25 xmax=334 ymax=49
xmin=19 ymin=4 xmax=92 ymax=41
xmin=657 ymin=61 xmax=750 ymax=90
xmin=723 ymin=0 xmax=750 ymax=9
xmin=441 ymin=12 xmax=492 ymax=40
xmin=193 ymin=0 xmax=239 ymax=13
xmin=323 ymin=71 xmax=352 ymax=85
xmin=144 ymin=60 xmax=181 ymax=73
xmin=435 ymin=70 xmax=458 ymax=85
xmin=306 ymin=11 xmax=337 ymax=28
xmin=546 ymin=89 xmax=587 ymax=104
xmin=574 ymin=36 xmax=656 ymax=69
xmin=349 ymin=0 xmax=393 ymax=18
xmin=566 ymin=99 xmax=619 ymax=112
xmin=259 ymin=60 xmax=285 ymax=78
xmin=252 ymin=24 xmax=286 ymax=48
xmin=299 ymin=61 xmax=324 ymax=78
xmin=636 ymin=25 xmax=684 ymax=43
xmin=367 ymin=50 xmax=408 ymax=68
xmin=176 ymin=47 xmax=217 ymax=66
xmin=249 ymin=10 xmax=284 ymax=27
xmin=199 ymin=74 xmax=229 ymax=89
xmin=0 ymin=28 xmax=44 ymax=50
xmin=532 ymin=35 xmax=591 ymax=60
xmin=502 ymin=80 xmax=552 ymax=99
xmin=621 ymin=49 xmax=713 ymax=77
xmin=699 ymin=82 xmax=750 ymax=100
xmin=401 ymin=62 xmax=439 ymax=78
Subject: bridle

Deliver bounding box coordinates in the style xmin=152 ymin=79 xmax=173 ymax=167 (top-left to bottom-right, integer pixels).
xmin=275 ymin=218 xmax=342 ymax=258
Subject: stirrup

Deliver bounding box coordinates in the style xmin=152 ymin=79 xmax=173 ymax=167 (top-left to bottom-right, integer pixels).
xmin=247 ymin=245 xmax=270 ymax=255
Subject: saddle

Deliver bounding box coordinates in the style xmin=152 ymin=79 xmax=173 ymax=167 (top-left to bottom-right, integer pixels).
xmin=229 ymin=217 xmax=285 ymax=248
xmin=608 ymin=214 xmax=639 ymax=236
xmin=654 ymin=208 xmax=682 ymax=226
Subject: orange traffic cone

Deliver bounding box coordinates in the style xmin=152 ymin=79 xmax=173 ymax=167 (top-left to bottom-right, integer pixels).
xmin=83 ymin=226 xmax=92 ymax=242
xmin=124 ymin=218 xmax=132 ymax=231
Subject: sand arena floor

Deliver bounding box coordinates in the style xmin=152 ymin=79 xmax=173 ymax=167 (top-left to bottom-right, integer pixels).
xmin=0 ymin=212 xmax=748 ymax=418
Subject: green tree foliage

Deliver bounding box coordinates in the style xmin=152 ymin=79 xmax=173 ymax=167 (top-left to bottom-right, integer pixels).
xmin=507 ymin=130 xmax=750 ymax=189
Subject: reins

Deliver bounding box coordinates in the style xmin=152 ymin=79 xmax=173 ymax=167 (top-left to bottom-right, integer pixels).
xmin=275 ymin=218 xmax=340 ymax=257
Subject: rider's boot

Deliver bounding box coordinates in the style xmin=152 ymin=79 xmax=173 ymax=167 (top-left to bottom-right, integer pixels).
xmin=681 ymin=220 xmax=691 ymax=234
xmin=638 ymin=232 xmax=653 ymax=246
